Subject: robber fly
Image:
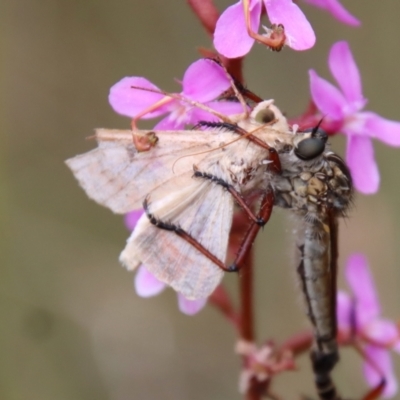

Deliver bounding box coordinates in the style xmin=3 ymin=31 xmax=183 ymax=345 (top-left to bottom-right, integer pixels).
xmin=66 ymin=86 xmax=352 ymax=399
xmin=271 ymin=124 xmax=353 ymax=400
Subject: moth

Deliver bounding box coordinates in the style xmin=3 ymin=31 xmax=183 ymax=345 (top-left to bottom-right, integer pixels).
xmin=66 ymin=99 xmax=290 ymax=299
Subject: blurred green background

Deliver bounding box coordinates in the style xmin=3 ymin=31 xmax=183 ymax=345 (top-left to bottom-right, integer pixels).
xmin=2 ymin=1 xmax=400 ymax=399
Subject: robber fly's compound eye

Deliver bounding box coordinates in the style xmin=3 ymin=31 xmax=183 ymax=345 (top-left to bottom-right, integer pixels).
xmin=294 ymin=128 xmax=328 ymax=160
xmin=254 ymin=108 xmax=275 ymax=124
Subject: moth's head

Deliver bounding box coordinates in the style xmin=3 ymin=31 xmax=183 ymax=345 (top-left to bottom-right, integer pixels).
xmin=250 ymin=100 xmax=289 ymax=133
xmin=293 ymin=122 xmax=328 ymax=161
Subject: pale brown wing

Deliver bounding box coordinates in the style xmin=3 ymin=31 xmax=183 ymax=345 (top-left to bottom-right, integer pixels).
xmin=120 ymin=172 xmax=234 ymax=299
xmin=65 ymin=128 xmax=235 ymax=213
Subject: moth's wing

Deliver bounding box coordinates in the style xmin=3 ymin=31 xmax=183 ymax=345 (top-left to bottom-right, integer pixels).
xmin=120 ymin=171 xmax=234 ymax=299
xmin=65 ymin=129 xmax=232 ymax=213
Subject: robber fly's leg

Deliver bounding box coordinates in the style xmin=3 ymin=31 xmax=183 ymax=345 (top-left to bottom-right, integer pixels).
xmin=192 ymin=167 xmax=276 ymax=271
xmin=193 ymin=167 xmax=266 ymax=226
xmin=143 ymin=189 xmax=274 ymax=274
xmin=204 ymin=58 xmax=264 ymax=104
xmin=194 ymin=121 xmax=281 ymax=173
xmin=229 ymin=190 xmax=274 ymax=272
xmin=143 ymin=198 xmax=235 ymax=272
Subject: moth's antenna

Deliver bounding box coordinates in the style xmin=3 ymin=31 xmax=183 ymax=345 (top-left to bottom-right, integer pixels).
xmin=129 ymin=85 xmax=245 ymax=130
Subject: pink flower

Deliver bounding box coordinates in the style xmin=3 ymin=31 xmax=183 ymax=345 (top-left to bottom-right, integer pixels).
xmin=302 ymin=0 xmax=360 ymax=26
xmin=214 ymin=0 xmax=316 ymax=58
xmin=134 ymin=265 xmax=207 ymax=315
xmin=236 ymin=340 xmax=295 ymax=393
xmin=309 ymin=41 xmax=400 ymax=194
xmin=337 ymin=254 xmax=400 ymax=398
xmin=124 ymin=210 xmax=143 ymax=231
xmin=109 ymin=59 xmax=243 ymax=129
xmin=125 ymin=211 xmax=207 ymax=316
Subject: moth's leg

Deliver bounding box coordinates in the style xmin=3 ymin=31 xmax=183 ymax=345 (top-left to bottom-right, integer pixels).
xmin=194 ymin=121 xmax=281 ymax=173
xmin=143 ymin=189 xmax=274 ymax=274
xmin=192 ymin=167 xmax=266 ymax=226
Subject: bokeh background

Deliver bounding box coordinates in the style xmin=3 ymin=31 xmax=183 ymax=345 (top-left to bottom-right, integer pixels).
xmin=2 ymin=1 xmax=400 ymax=399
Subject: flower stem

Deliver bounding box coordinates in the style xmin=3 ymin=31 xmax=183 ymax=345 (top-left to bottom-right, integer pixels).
xmin=186 ymin=0 xmax=219 ymax=36
xmin=187 ymin=0 xmax=244 ymax=82
xmin=240 ymin=248 xmax=254 ymax=342
xmin=240 ymin=246 xmax=261 ymax=400
xmin=209 ymin=285 xmax=240 ymax=330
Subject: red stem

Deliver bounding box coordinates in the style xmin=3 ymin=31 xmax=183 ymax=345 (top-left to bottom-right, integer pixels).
xmin=240 ymin=243 xmax=259 ymax=400
xmin=278 ymin=330 xmax=313 ymax=357
xmin=240 ymin=240 xmax=255 ymax=342
xmin=208 ymin=285 xmax=240 ymax=330
xmin=187 ymin=0 xmax=244 ymax=83
xmin=187 ymin=0 xmax=219 ymax=36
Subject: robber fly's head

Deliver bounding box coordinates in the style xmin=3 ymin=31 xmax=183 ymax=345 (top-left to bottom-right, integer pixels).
xmin=279 ymin=119 xmax=353 ymax=216
xmin=293 ymin=120 xmax=328 ymax=161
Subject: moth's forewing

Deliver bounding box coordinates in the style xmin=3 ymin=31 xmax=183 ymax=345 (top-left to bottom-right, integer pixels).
xmin=121 ymin=172 xmax=234 ymax=299
xmin=65 ymin=101 xmax=292 ymax=299
xmin=65 ymin=129 xmax=232 ymax=213
xmin=66 ymin=128 xmax=238 ymax=298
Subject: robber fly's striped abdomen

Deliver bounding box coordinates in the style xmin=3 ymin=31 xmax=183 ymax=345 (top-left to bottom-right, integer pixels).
xmin=273 ymin=143 xmax=353 ymax=357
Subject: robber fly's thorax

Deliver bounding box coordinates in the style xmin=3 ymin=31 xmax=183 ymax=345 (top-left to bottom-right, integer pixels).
xmin=272 ymin=131 xmax=353 ymax=222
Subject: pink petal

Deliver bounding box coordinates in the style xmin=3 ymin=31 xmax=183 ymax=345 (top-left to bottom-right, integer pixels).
xmin=365 ymin=319 xmax=400 ymax=347
xmin=190 ymin=100 xmax=245 ymax=124
xmin=189 ymin=107 xmax=228 ymax=125
xmin=214 ymin=0 xmax=262 ymax=58
xmin=393 ymin=340 xmax=400 ymax=354
xmin=309 ymin=70 xmax=347 ymax=120
xmin=109 ymin=77 xmax=170 ymax=118
xmin=265 ymin=0 xmax=316 ymax=51
xmin=336 ymin=291 xmax=353 ymax=333
xmin=361 ymin=112 xmax=400 ymax=147
xmin=301 ymin=0 xmax=360 ymax=27
xmin=206 ymin=100 xmax=246 ymax=116
xmin=182 ymin=59 xmax=231 ymax=103
xmin=134 ymin=265 xmax=166 ymax=297
xmin=345 ymin=254 xmax=380 ymax=326
xmin=346 ymin=135 xmax=380 ymax=194
xmin=177 ymin=294 xmax=207 ymax=315
xmin=328 ymin=41 xmax=366 ymax=111
xmin=363 ymin=345 xmax=398 ymax=398
xmin=153 ymin=114 xmax=186 ymax=130
xmin=124 ymin=210 xmax=144 ymax=231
